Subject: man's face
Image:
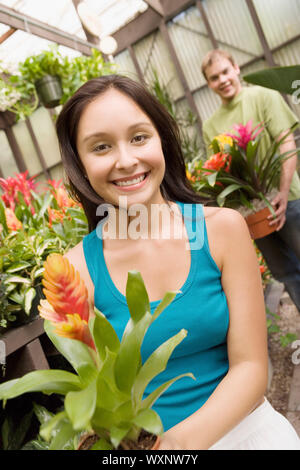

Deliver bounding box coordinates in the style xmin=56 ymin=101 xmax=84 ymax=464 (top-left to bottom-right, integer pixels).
xmin=205 ymin=57 xmax=242 ymax=103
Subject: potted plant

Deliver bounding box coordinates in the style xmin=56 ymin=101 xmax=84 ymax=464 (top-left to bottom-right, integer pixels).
xmin=16 ymin=46 xmax=116 ymax=110
xmin=16 ymin=46 xmax=65 ymax=108
xmin=187 ymin=120 xmax=299 ymax=239
xmin=0 ymin=60 xmax=38 ymax=123
xmin=0 ymin=172 xmax=88 ymax=331
xmin=0 ymin=253 xmax=194 ymax=450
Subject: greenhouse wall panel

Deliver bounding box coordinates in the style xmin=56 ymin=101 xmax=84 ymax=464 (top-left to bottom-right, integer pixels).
xmin=253 ymin=0 xmax=300 ymax=49
xmin=167 ymin=5 xmax=212 ymax=91
xmin=12 ymin=120 xmax=43 ymax=177
xmin=0 ymin=131 xmax=19 ymax=178
xmin=202 ymin=0 xmax=263 ymax=65
xmin=114 ymin=49 xmax=140 ymax=81
xmin=133 ymin=30 xmax=184 ymax=101
xmin=28 ymin=108 xmax=61 ymax=170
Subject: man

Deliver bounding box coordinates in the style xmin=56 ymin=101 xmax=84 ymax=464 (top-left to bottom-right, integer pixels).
xmin=201 ymin=49 xmax=300 ymax=312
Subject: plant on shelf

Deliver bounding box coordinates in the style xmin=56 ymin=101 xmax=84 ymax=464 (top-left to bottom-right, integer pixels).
xmin=1 ymin=46 xmax=116 ymax=120
xmin=187 ymin=120 xmax=299 ymax=239
xmin=0 ymin=172 xmax=88 ymax=331
xmin=0 ymin=254 xmax=194 ymax=450
xmin=0 ymin=60 xmax=38 ymax=122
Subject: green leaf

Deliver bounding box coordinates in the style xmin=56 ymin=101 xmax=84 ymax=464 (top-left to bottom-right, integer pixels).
xmin=141 ymin=373 xmax=195 ymax=411
xmin=207 ymin=171 xmax=218 ymax=187
xmin=90 ymin=438 xmax=114 ymax=450
xmin=3 ymin=275 xmax=32 ymax=285
xmin=38 ymin=192 xmax=53 ymax=219
xmin=152 ymin=291 xmax=178 ymax=323
xmin=92 ymin=407 xmax=116 ymax=430
xmin=33 ymin=402 xmax=54 ymax=426
xmin=65 ymin=378 xmax=98 ymax=431
xmin=211 ymin=138 xmax=221 ymax=154
xmin=0 ymin=199 xmax=8 ymax=234
xmin=23 ymin=287 xmax=36 ymax=314
xmin=114 ymin=312 xmax=152 ymax=393
xmin=0 ymin=370 xmax=82 ymax=401
xmin=6 ymin=261 xmax=31 ymax=273
xmin=110 ymin=426 xmax=131 ymax=449
xmin=39 ymin=411 xmax=66 ymax=442
xmin=243 ymin=65 xmax=300 ymax=95
xmin=44 ymin=320 xmax=98 ymax=385
xmin=132 ymin=409 xmax=163 ymax=436
xmin=90 ymin=308 xmax=120 ymax=362
xmin=126 ymin=271 xmax=150 ymax=324
xmin=217 ymin=183 xmax=243 ymax=206
xmin=132 ymin=329 xmax=189 ymax=410
xmin=48 ymin=419 xmax=77 ymax=450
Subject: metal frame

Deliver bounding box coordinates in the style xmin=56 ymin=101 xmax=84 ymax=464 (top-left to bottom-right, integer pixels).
xmin=0 ymin=4 xmax=97 ymax=55
xmin=0 ymin=0 xmax=299 ymax=178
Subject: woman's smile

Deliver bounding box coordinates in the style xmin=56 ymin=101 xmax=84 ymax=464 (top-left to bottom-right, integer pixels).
xmin=111 ymin=171 xmax=150 ymax=190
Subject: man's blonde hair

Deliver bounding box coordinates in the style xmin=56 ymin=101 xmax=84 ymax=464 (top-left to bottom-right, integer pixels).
xmin=201 ymin=49 xmax=236 ymax=80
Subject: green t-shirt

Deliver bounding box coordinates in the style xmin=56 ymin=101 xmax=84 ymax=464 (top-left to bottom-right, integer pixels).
xmin=202 ymin=85 xmax=300 ymax=200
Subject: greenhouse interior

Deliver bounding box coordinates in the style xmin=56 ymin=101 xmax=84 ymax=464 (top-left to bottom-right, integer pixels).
xmin=0 ymin=0 xmax=300 ymax=451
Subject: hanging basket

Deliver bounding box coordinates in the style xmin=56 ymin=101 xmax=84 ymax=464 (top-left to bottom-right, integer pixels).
xmin=35 ymin=74 xmax=63 ymax=108
xmin=245 ymin=206 xmax=279 ymax=240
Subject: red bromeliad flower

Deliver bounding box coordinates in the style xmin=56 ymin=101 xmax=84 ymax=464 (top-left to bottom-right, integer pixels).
xmin=227 ymin=120 xmax=264 ymax=150
xmin=38 ymin=254 xmax=95 ymax=350
xmin=47 ymin=180 xmax=77 ymax=210
xmin=0 ymin=171 xmax=37 ymax=214
xmin=203 ymin=152 xmax=232 ymax=174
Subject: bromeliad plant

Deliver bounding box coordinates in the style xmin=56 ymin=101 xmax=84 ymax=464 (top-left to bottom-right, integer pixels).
xmin=187 ymin=120 xmax=299 ymax=216
xmin=0 ymin=254 xmax=193 ymax=450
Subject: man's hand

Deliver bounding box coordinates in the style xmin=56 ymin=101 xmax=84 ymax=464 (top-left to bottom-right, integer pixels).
xmin=268 ymin=190 xmax=289 ymax=231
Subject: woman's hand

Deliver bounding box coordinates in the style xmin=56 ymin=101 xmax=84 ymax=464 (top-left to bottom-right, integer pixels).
xmin=157 ymin=432 xmax=183 ymax=450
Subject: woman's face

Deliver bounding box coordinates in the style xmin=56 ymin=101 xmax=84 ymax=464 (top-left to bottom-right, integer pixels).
xmin=76 ymin=88 xmax=166 ymax=209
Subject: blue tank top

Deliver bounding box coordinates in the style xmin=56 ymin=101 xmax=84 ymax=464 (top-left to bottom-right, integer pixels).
xmin=83 ymin=201 xmax=229 ymax=431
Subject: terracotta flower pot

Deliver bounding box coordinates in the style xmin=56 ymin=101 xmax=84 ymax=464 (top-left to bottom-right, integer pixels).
xmin=245 ymin=207 xmax=278 ymax=240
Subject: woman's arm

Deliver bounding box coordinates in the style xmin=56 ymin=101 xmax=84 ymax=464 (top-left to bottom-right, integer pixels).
xmin=159 ymin=208 xmax=268 ymax=450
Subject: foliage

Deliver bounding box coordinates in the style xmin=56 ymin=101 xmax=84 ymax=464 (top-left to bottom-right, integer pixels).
xmin=148 ymin=69 xmax=205 ymax=162
xmin=0 ymin=172 xmax=88 ymax=330
xmin=266 ymin=306 xmax=298 ymax=348
xmin=0 ymin=60 xmax=38 ymax=121
xmin=1 ymin=46 xmax=116 ymax=121
xmin=0 ymin=254 xmax=194 ymax=450
xmin=187 ymin=121 xmax=299 ymax=214
xmin=243 ymin=65 xmax=300 ymax=96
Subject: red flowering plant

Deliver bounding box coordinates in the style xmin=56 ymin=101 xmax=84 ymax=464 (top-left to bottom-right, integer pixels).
xmin=0 ymin=172 xmax=88 ymax=330
xmin=0 ymin=254 xmax=193 ymax=450
xmin=187 ymin=120 xmax=299 ymax=215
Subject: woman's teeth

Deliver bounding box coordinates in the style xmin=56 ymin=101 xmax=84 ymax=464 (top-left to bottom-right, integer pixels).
xmin=114 ymin=173 xmax=147 ymax=187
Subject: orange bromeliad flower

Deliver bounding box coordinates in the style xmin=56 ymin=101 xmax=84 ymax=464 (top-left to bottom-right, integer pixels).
xmin=38 ymin=253 xmax=95 ymax=350
xmin=5 ymin=208 xmax=22 ymax=231
xmin=54 ymin=314 xmax=95 ymax=350
xmin=203 ymin=152 xmax=231 ymax=173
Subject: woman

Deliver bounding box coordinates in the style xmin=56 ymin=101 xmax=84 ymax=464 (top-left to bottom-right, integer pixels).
xmin=55 ymin=75 xmax=300 ymax=450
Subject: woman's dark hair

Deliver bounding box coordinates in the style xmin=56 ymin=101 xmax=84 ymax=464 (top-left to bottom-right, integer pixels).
xmin=55 ymin=74 xmax=206 ymax=232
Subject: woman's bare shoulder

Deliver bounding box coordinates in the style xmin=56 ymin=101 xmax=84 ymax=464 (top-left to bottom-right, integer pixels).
xmin=203 ymin=205 xmax=247 ymax=232
xmin=202 ymin=206 xmax=251 ymax=271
